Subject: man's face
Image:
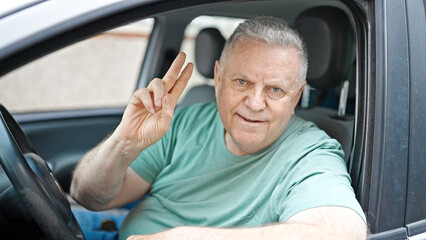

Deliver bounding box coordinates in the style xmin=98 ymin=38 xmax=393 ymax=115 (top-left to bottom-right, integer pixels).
xmin=214 ymin=39 xmax=304 ymax=155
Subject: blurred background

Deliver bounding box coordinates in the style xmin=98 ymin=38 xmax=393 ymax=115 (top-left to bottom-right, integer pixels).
xmin=0 ymin=15 xmax=243 ymax=113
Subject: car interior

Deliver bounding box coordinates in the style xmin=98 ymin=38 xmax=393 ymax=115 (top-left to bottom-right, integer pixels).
xmin=0 ymin=0 xmax=368 ymax=238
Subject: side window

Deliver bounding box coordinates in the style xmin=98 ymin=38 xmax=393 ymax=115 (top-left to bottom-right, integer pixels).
xmin=0 ymin=18 xmax=154 ymax=113
xmin=179 ymin=16 xmax=244 ymax=101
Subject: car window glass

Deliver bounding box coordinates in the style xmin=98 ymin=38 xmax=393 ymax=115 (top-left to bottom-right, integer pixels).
xmin=0 ymin=18 xmax=154 ymax=113
xmin=179 ymin=16 xmax=244 ymax=102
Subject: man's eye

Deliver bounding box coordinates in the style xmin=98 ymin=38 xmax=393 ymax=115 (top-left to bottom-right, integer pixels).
xmin=271 ymin=87 xmax=282 ymax=93
xmin=237 ymin=79 xmax=247 ymax=85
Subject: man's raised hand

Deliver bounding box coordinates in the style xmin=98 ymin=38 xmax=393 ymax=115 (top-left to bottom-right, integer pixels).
xmin=115 ymin=52 xmax=194 ymax=151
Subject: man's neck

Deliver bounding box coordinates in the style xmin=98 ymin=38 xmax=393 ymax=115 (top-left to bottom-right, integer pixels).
xmin=224 ymin=131 xmax=254 ymax=156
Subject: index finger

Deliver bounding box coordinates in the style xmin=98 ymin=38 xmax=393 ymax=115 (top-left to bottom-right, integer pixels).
xmin=168 ymin=62 xmax=194 ymax=107
xmin=163 ymin=52 xmax=187 ymax=92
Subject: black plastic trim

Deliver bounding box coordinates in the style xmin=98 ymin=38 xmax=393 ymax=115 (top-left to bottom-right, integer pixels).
xmin=406 ymin=219 xmax=426 ymax=237
xmin=404 ymin=0 xmax=426 ymax=225
xmin=138 ymin=17 xmax=166 ymax=88
xmin=339 ymin=0 xmax=370 ymax=204
xmin=368 ymin=0 xmax=411 ymax=233
xmin=368 ymin=227 xmax=408 ymax=240
xmin=13 ymin=107 xmax=125 ymax=124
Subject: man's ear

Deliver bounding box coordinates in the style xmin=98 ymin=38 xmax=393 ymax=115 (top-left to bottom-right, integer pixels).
xmin=214 ymin=60 xmax=221 ymax=97
xmin=292 ymin=81 xmax=307 ymax=115
xmin=214 ymin=60 xmax=221 ymax=85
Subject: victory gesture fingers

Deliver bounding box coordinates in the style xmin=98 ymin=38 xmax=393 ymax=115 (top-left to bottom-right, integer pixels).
xmin=147 ymin=52 xmax=193 ymax=112
xmin=116 ymin=52 xmax=194 ymax=151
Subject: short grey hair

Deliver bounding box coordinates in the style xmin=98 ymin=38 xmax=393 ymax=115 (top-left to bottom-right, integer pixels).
xmin=220 ymin=16 xmax=308 ymax=88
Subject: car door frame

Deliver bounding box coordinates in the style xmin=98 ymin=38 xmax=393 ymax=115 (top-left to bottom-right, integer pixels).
xmin=365 ymin=0 xmax=426 ymax=239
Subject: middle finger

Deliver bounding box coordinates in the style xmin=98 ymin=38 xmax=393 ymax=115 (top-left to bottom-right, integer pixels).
xmin=147 ymin=78 xmax=165 ymax=108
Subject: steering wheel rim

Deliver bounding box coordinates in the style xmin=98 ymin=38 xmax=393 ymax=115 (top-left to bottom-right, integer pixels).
xmin=0 ymin=105 xmax=84 ymax=240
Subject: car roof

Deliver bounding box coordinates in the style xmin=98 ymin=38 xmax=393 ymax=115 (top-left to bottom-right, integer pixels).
xmin=0 ymin=0 xmax=354 ymax=77
xmin=0 ymin=0 xmax=125 ymax=61
xmin=0 ymin=0 xmax=45 ymax=18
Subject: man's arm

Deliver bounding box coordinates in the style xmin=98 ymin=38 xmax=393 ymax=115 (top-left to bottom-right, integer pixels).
xmin=70 ymin=52 xmax=193 ymax=211
xmin=70 ymin=132 xmax=151 ymax=210
xmin=128 ymin=206 xmax=366 ymax=240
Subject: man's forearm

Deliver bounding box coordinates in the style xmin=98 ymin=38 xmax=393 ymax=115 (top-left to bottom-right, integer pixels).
xmin=128 ymin=222 xmax=365 ymax=240
xmin=128 ymin=207 xmax=366 ymax=240
xmin=70 ymin=131 xmax=144 ymax=210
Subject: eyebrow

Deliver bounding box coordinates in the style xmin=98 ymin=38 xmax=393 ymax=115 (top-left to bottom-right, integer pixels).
xmin=264 ymin=78 xmax=294 ymax=90
xmin=229 ymin=73 xmax=296 ymax=90
xmin=230 ymin=73 xmax=251 ymax=80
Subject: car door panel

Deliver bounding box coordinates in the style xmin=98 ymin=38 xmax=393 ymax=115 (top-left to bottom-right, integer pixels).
xmin=405 ymin=0 xmax=426 ymax=227
xmin=14 ymin=108 xmax=124 ymax=192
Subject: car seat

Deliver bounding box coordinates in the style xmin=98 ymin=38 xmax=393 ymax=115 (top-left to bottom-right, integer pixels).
xmin=293 ymin=6 xmax=356 ymax=164
xmin=177 ymin=27 xmax=225 ymax=108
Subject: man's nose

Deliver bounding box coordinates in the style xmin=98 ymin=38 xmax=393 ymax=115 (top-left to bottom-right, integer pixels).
xmin=245 ymin=88 xmax=266 ymax=111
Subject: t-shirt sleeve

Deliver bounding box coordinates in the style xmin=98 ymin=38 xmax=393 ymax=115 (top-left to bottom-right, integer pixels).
xmin=129 ymin=107 xmax=191 ymax=183
xmin=276 ymin=140 xmax=366 ymax=223
xmin=130 ymin=132 xmax=170 ymax=183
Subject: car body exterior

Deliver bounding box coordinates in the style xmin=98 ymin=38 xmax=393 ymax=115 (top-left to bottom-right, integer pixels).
xmin=0 ymin=0 xmax=425 ymax=239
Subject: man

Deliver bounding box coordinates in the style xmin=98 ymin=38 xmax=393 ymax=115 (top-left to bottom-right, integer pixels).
xmin=71 ymin=17 xmax=366 ymax=239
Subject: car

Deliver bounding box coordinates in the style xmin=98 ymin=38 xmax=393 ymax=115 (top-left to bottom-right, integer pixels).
xmin=0 ymin=0 xmax=425 ymax=239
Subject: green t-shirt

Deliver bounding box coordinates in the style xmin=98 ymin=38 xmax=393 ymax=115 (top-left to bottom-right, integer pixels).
xmin=120 ymin=103 xmax=365 ymax=239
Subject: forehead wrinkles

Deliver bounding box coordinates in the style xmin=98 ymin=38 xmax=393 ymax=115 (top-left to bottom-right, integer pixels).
xmin=267 ymin=46 xmax=301 ymax=91
xmin=223 ymin=42 xmax=301 ymax=92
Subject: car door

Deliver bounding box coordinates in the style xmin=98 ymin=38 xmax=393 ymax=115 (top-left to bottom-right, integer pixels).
xmin=1 ymin=1 xmax=425 ymax=239
xmin=0 ymin=18 xmax=155 ymax=192
xmin=365 ymin=0 xmax=426 ymax=239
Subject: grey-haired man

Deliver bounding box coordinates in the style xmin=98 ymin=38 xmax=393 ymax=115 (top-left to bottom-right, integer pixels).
xmin=71 ymin=17 xmax=366 ymax=240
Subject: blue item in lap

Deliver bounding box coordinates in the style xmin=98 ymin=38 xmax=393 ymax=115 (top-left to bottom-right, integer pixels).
xmin=72 ymin=208 xmax=128 ymax=240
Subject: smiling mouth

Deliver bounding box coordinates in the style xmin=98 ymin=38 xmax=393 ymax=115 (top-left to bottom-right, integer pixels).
xmin=236 ymin=113 xmax=265 ymax=123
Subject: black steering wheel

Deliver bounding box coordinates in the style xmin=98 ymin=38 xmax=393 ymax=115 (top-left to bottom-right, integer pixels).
xmin=0 ymin=105 xmax=84 ymax=240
